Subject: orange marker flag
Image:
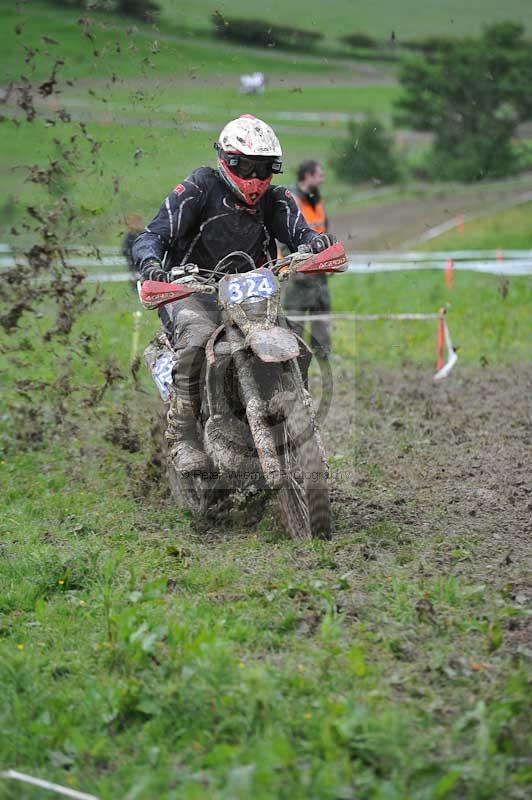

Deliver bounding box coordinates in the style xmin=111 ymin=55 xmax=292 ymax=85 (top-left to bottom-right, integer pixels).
xmin=445 ymin=258 xmax=454 ymax=289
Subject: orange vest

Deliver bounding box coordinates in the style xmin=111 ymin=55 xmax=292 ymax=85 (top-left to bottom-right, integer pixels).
xmin=293 ymin=192 xmax=327 ymax=234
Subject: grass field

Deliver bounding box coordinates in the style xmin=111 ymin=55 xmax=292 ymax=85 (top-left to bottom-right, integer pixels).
xmin=2 ymin=3 xmax=349 ymax=84
xmin=0 ymin=119 xmax=356 ymax=244
xmin=331 ymin=271 xmax=531 ymax=366
xmin=1 ymin=0 xmax=401 ymax=243
xmin=6 ymin=1 xmax=532 ymax=250
xmin=156 ymin=0 xmax=532 ymax=41
xmin=1 ymin=269 xmax=531 ymax=798
xmin=1 ymin=271 xmax=529 ymax=404
xmin=2 ymin=3 xmax=532 ymax=797
xmin=420 ymin=201 xmax=532 ymax=251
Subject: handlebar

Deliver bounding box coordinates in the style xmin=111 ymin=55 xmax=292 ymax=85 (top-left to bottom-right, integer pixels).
xmin=138 ymin=244 xmax=347 ymax=310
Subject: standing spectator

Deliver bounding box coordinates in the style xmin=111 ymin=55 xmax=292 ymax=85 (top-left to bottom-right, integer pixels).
xmin=121 ymin=213 xmax=144 ymax=287
xmin=282 ymin=160 xmax=331 ymax=358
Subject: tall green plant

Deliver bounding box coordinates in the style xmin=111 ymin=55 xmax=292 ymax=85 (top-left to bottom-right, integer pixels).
xmin=330 ymin=117 xmax=399 ymax=185
xmin=396 ymin=21 xmax=532 ymax=181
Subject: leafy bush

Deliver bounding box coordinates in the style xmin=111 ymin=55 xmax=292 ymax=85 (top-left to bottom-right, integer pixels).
xmin=396 ymin=21 xmax=532 ymax=181
xmin=330 ymin=117 xmax=399 ymax=185
xmin=211 ymin=12 xmax=322 ymax=51
xmin=116 ymin=0 xmax=159 ymax=21
xmin=340 ymin=33 xmax=378 ymax=49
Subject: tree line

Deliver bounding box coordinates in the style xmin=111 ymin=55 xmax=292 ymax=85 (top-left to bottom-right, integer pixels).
xmin=332 ymin=22 xmax=532 ymax=184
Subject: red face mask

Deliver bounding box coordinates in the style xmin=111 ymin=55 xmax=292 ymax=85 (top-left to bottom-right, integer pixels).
xmin=218 ymin=158 xmax=273 ymax=206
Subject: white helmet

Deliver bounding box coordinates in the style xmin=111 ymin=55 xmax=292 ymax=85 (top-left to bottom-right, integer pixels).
xmin=216 ymin=115 xmax=283 ymax=205
xmin=217 ymin=114 xmax=282 ymax=157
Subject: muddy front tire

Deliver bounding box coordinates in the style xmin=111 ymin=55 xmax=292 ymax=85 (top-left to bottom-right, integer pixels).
xmin=275 ymin=390 xmax=331 ymax=540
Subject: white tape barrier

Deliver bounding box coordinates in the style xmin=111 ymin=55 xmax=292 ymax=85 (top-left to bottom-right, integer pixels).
xmin=349 ymin=250 xmax=532 ymax=261
xmin=287 ymin=312 xmax=441 ymax=321
xmin=287 ymin=311 xmax=457 ymax=380
xmin=0 ymin=770 xmax=100 ymax=800
xmin=1 ymin=248 xmax=532 ymax=276
xmin=346 ymin=259 xmax=532 ymax=276
xmin=1 ymin=244 xmax=530 ymax=259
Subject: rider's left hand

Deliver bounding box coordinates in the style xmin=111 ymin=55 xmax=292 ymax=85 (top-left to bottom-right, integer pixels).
xmin=310 ymin=233 xmax=337 ymax=253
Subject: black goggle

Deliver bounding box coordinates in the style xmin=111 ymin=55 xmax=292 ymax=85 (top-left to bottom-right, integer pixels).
xmin=218 ymin=148 xmax=283 ymax=180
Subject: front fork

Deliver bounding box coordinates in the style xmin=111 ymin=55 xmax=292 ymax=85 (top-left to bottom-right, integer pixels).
xmin=224 ymin=324 xmax=283 ymax=490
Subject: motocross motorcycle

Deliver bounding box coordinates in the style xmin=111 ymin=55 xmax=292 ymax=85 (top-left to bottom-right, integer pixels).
xmin=139 ymin=243 xmax=348 ymax=540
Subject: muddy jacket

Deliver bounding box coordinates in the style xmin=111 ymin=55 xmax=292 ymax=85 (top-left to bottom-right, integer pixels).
xmin=132 ymin=167 xmax=318 ymax=281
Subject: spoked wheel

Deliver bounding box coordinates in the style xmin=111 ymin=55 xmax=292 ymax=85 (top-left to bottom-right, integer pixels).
xmin=274 ymin=382 xmax=331 ymax=541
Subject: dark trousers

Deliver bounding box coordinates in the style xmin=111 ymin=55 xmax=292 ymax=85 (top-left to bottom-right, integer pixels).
xmin=160 ymin=292 xmax=312 ymax=404
xmin=283 ymin=273 xmax=331 ymax=357
xmin=160 ymin=294 xmax=220 ymax=404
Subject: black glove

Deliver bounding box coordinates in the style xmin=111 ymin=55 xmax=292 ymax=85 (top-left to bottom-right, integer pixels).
xmin=141 ymin=259 xmax=167 ymax=282
xmin=310 ymin=233 xmax=337 ymax=253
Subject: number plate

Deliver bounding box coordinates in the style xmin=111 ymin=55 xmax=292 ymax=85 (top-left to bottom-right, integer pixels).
xmin=219 ymin=268 xmax=277 ymax=306
xmin=150 ymin=352 xmax=174 ymax=401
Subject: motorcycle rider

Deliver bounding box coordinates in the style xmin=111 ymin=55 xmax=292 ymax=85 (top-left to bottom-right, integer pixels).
xmin=133 ymin=115 xmax=335 ymax=475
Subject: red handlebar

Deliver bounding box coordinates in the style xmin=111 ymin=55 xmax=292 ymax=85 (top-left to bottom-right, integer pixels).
xmin=138 ymin=244 xmax=348 ymax=310
xmin=138 ymin=280 xmax=194 ymax=310
xmin=295 ymin=243 xmax=348 ymax=274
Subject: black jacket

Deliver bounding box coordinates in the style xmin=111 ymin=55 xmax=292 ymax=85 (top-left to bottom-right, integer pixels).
xmin=132 ymin=167 xmax=318 ymax=281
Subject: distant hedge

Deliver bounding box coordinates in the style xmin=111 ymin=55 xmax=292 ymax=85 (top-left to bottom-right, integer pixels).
xmin=340 ymin=33 xmax=378 ymax=49
xmin=339 ymin=31 xmax=480 ymax=59
xmin=211 ymin=12 xmax=322 ymax=51
xmin=398 ymin=35 xmax=460 ymax=54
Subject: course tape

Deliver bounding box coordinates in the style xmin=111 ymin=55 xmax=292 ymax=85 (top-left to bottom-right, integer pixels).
xmin=287 ymin=311 xmax=457 ymax=380
xmin=1 ymin=249 xmax=532 ymax=276
xmin=0 ymin=770 xmax=100 ymax=800
xmin=287 ymin=312 xmax=441 ymax=321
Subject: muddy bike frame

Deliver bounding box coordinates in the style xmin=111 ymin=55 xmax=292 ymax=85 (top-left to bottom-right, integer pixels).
xmin=139 ymin=244 xmax=347 ymax=535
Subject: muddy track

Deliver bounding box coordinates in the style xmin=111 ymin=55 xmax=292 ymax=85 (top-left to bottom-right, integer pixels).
xmin=330 ymin=179 xmax=532 ymax=249
xmin=324 ymin=363 xmax=532 ymax=633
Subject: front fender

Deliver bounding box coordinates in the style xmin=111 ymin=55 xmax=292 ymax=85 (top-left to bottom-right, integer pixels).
xmin=247 ymin=326 xmax=299 ymax=362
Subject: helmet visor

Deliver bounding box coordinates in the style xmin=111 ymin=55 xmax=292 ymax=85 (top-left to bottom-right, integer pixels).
xmin=220 ymin=151 xmax=282 ymax=180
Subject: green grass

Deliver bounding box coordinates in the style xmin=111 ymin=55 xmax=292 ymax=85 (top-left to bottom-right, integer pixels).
xmin=1 ymin=0 xmax=355 ymax=83
xmin=157 ymin=0 xmax=532 ymax=40
xmin=1 ymin=120 xmax=339 ymax=242
xmin=122 ymin=85 xmax=400 ymax=119
xmin=330 ymin=271 xmax=532 ymax=366
xmin=2 ymin=4 xmax=532 ymax=796
xmin=1 ymin=272 xmax=531 ymax=798
xmin=5 ymin=115 xmax=410 ymax=243
xmin=7 ymin=0 xmax=532 ymax=250
xmin=1 ymin=0 xmax=400 ymax=242
xmin=2 ymin=445 xmax=530 ymax=799
xmin=420 ymin=201 xmax=532 ymax=251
